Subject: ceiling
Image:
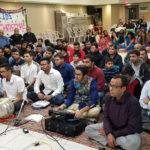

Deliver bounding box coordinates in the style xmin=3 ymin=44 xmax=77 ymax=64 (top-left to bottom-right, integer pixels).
xmin=1 ymin=0 xmax=150 ymax=5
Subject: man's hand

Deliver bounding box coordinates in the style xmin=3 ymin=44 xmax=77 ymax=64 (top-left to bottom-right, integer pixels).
xmin=99 ymin=128 xmax=106 ymax=136
xmin=37 ymin=93 xmax=45 ymax=99
xmin=74 ymin=110 xmax=83 ymax=119
xmin=143 ymin=98 xmax=150 ymax=104
xmin=55 ymin=104 xmax=66 ymax=111
xmin=107 ymin=133 xmax=116 ymax=149
xmin=44 ymin=95 xmax=51 ymax=101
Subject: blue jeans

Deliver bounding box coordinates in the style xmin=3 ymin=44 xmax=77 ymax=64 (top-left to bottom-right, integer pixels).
xmin=27 ymin=92 xmax=64 ymax=106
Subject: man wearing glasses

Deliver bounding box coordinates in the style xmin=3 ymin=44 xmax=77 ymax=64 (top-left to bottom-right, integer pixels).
xmin=85 ymin=75 xmax=142 ymax=150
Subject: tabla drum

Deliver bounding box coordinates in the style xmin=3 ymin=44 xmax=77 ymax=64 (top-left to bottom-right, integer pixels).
xmin=0 ymin=98 xmax=14 ymax=119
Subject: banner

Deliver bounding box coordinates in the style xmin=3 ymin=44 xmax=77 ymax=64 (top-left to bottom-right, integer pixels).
xmin=0 ymin=7 xmax=28 ymax=36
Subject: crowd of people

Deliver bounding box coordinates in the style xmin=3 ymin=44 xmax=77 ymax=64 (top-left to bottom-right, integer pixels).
xmin=0 ymin=18 xmax=150 ymax=150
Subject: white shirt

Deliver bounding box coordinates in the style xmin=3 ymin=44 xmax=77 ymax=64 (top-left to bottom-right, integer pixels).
xmin=140 ymin=80 xmax=150 ymax=115
xmin=21 ymin=61 xmax=38 ymax=84
xmin=34 ymin=68 xmax=64 ymax=97
xmin=2 ymin=75 xmax=27 ymax=101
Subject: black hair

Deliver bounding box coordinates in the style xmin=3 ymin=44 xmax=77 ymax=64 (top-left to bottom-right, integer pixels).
xmin=62 ymin=39 xmax=68 ymax=43
xmin=129 ymin=50 xmax=140 ymax=56
xmin=85 ymin=40 xmax=91 ymax=44
xmin=84 ymin=54 xmax=94 ymax=62
xmin=140 ymin=48 xmax=147 ymax=55
xmin=37 ymin=44 xmax=42 ymax=48
xmin=23 ymin=51 xmax=32 ymax=56
xmin=44 ymin=39 xmax=50 ymax=46
xmin=113 ymin=75 xmax=128 ymax=87
xmin=122 ymin=66 xmax=135 ymax=76
xmin=56 ymin=39 xmax=62 ymax=42
xmin=30 ymin=51 xmax=36 ymax=57
xmin=76 ymin=65 xmax=88 ymax=76
xmin=27 ymin=44 xmax=34 ymax=49
xmin=54 ymin=53 xmax=64 ymax=59
xmin=61 ymin=47 xmax=67 ymax=52
xmin=73 ymin=52 xmax=81 ymax=58
xmin=91 ymin=42 xmax=98 ymax=49
xmin=40 ymin=57 xmax=50 ymax=64
xmin=11 ymin=48 xmax=19 ymax=53
xmin=74 ymin=42 xmax=80 ymax=46
xmin=105 ymin=58 xmax=114 ymax=64
xmin=4 ymin=45 xmax=10 ymax=49
xmin=0 ymin=63 xmax=12 ymax=71
xmin=46 ymin=47 xmax=55 ymax=54
xmin=38 ymin=38 xmax=43 ymax=42
xmin=0 ymin=48 xmax=4 ymax=52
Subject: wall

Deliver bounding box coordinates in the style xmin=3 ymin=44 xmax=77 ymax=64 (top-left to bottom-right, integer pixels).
xmin=139 ymin=3 xmax=150 ymax=21
xmin=0 ymin=2 xmax=87 ymax=35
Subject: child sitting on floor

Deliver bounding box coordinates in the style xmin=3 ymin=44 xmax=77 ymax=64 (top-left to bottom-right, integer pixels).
xmin=102 ymin=58 xmax=119 ymax=92
xmin=70 ymin=52 xmax=83 ymax=69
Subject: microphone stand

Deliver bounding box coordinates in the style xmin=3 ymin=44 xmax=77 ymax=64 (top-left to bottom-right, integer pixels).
xmin=14 ymin=99 xmax=27 ymax=126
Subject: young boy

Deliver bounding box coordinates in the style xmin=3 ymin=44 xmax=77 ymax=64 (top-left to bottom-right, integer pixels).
xmin=61 ymin=47 xmax=70 ymax=63
xmin=70 ymin=52 xmax=83 ymax=69
xmin=102 ymin=58 xmax=119 ymax=91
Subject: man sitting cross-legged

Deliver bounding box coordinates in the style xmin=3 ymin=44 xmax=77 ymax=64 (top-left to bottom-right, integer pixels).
xmin=27 ymin=58 xmax=64 ymax=106
xmin=85 ymin=75 xmax=142 ymax=150
xmin=0 ymin=64 xmax=27 ymax=113
xmin=56 ymin=65 xmax=100 ymax=119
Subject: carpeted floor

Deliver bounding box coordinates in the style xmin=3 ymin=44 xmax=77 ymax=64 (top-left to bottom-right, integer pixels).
xmin=2 ymin=102 xmax=150 ymax=150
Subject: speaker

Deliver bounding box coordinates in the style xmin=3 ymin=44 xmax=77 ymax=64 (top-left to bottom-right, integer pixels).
xmin=87 ymin=6 xmax=96 ymax=15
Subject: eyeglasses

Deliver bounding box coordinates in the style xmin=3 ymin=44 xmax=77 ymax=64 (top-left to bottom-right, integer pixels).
xmin=109 ymin=84 xmax=122 ymax=89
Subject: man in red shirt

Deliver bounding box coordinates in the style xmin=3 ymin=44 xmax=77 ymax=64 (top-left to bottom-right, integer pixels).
xmin=140 ymin=49 xmax=150 ymax=67
xmin=69 ymin=42 xmax=85 ymax=62
xmin=83 ymin=55 xmax=105 ymax=101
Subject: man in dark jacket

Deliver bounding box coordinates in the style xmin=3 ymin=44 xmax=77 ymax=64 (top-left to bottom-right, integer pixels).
xmin=23 ymin=27 xmax=37 ymax=44
xmin=124 ymin=50 xmax=150 ymax=85
xmin=101 ymin=45 xmax=123 ymax=71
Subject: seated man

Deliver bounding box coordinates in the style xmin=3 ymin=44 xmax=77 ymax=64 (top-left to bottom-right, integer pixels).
xmin=10 ymin=48 xmax=25 ymax=76
xmin=85 ymin=75 xmax=142 ymax=150
xmin=122 ymin=66 xmax=142 ymax=99
xmin=56 ymin=65 xmax=100 ymax=118
xmin=27 ymin=58 xmax=64 ymax=106
xmin=54 ymin=54 xmax=74 ymax=92
xmin=83 ymin=55 xmax=105 ymax=101
xmin=0 ymin=64 xmax=27 ymax=112
xmin=21 ymin=52 xmax=38 ymax=92
xmin=139 ymin=80 xmax=150 ymax=130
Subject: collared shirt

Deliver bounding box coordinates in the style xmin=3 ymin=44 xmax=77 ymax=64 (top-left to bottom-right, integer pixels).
xmin=34 ymin=68 xmax=64 ymax=97
xmin=140 ymin=80 xmax=150 ymax=115
xmin=88 ymin=66 xmax=105 ymax=91
xmin=2 ymin=74 xmax=27 ymax=101
xmin=64 ymin=78 xmax=99 ymax=109
xmin=104 ymin=91 xmax=142 ymax=138
xmin=0 ymin=36 xmax=10 ymax=48
xmin=21 ymin=61 xmax=38 ymax=84
xmin=54 ymin=62 xmax=75 ymax=87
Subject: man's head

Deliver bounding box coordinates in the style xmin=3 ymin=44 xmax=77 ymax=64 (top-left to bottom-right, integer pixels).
xmin=122 ymin=66 xmax=135 ymax=82
xmin=61 ymin=47 xmax=68 ymax=57
xmin=11 ymin=48 xmax=18 ymax=59
xmin=14 ymin=28 xmax=19 ymax=35
xmin=90 ymin=43 xmax=98 ymax=53
xmin=62 ymin=40 xmax=69 ymax=47
xmin=74 ymin=42 xmax=80 ymax=52
xmin=75 ymin=65 xmax=88 ymax=83
xmin=0 ymin=64 xmax=12 ymax=79
xmin=40 ymin=58 xmax=51 ymax=73
xmin=0 ymin=29 xmax=4 ymax=37
xmin=109 ymin=75 xmax=128 ymax=100
xmin=37 ymin=38 xmax=43 ymax=45
xmin=37 ymin=45 xmax=43 ymax=54
xmin=108 ymin=45 xmax=116 ymax=55
xmin=54 ymin=53 xmax=64 ymax=67
xmin=129 ymin=50 xmax=140 ymax=64
xmin=73 ymin=52 xmax=81 ymax=62
xmin=13 ymin=50 xmax=21 ymax=61
xmin=105 ymin=58 xmax=114 ymax=70
xmin=26 ymin=44 xmax=33 ymax=52
xmin=45 ymin=47 xmax=55 ymax=59
xmin=26 ymin=27 xmax=31 ymax=33
xmin=140 ymin=49 xmax=148 ymax=62
xmin=15 ymin=42 xmax=22 ymax=49
xmin=85 ymin=41 xmax=92 ymax=49
xmin=23 ymin=52 xmax=33 ymax=63
xmin=107 ymin=41 xmax=113 ymax=49
xmin=134 ymin=44 xmax=142 ymax=51
xmin=0 ymin=48 xmax=4 ymax=58
xmin=4 ymin=45 xmax=11 ymax=54
xmin=83 ymin=55 xmax=94 ymax=69
xmin=56 ymin=39 xmax=63 ymax=47
xmin=22 ymin=41 xmax=27 ymax=49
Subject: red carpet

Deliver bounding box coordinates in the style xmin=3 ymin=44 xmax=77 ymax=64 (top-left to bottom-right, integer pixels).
xmin=2 ymin=102 xmax=150 ymax=150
